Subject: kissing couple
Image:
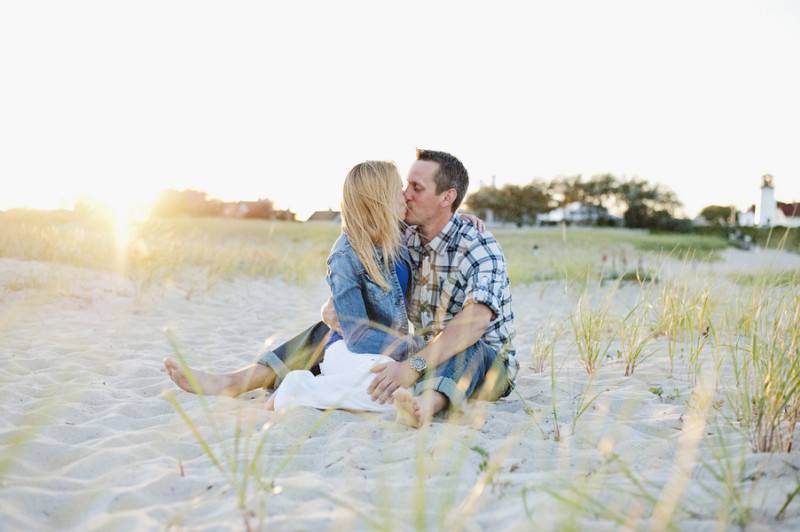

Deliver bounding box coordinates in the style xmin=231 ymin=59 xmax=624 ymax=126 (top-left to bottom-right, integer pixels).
xmin=165 ymin=149 xmax=517 ymax=427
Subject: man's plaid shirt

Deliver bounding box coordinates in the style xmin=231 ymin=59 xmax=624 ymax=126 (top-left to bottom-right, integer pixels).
xmin=404 ymin=214 xmax=518 ymax=382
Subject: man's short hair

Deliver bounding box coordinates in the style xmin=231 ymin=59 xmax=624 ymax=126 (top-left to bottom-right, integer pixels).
xmin=416 ymin=149 xmax=469 ymax=212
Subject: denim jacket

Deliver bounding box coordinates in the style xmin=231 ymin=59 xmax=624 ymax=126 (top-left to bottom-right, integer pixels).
xmin=326 ymin=232 xmax=416 ymax=361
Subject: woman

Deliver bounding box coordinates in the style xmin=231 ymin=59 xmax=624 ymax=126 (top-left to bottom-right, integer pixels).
xmin=265 ymin=160 xmax=416 ymax=412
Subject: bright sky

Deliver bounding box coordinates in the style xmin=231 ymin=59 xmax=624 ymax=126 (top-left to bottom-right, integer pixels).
xmin=1 ymin=0 xmax=798 ymax=220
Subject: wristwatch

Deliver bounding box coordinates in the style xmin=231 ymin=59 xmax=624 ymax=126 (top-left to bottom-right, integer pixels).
xmin=409 ymin=356 xmax=427 ymax=375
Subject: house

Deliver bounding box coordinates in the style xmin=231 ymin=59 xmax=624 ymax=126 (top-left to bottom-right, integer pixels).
xmin=738 ymin=205 xmax=756 ymax=227
xmin=306 ymin=209 xmax=341 ymax=223
xmin=776 ymin=201 xmax=800 ymax=227
xmin=537 ymin=202 xmax=619 ymax=226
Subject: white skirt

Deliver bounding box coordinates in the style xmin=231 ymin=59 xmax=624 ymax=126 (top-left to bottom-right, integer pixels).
xmin=271 ymin=340 xmax=402 ymax=413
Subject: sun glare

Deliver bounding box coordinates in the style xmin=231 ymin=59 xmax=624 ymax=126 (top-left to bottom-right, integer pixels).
xmin=113 ymin=208 xmax=132 ymax=253
xmin=93 ymin=193 xmax=154 ymax=264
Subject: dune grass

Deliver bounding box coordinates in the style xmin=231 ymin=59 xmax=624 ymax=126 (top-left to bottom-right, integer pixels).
xmin=0 ymin=212 xmax=339 ymax=287
xmin=0 ymin=211 xmax=730 ymax=289
xmin=571 ymin=290 xmax=615 ymax=375
xmin=618 ymin=300 xmax=655 ymax=377
xmin=729 ymin=270 xmax=800 ymax=287
xmin=724 ymin=289 xmax=800 ymax=452
xmin=651 ymin=279 xmax=716 ymax=378
xmin=529 ymin=321 xmax=563 ymax=374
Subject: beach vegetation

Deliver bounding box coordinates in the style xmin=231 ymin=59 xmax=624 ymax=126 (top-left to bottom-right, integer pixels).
xmin=618 ymin=300 xmax=654 ymax=376
xmin=724 ymin=290 xmax=800 ymax=452
xmin=571 ymin=291 xmax=614 ymax=375
xmin=0 ymin=210 xmax=732 ymax=291
xmin=529 ymin=321 xmax=563 ymax=373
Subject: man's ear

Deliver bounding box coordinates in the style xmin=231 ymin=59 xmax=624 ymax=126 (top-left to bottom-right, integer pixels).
xmin=440 ymin=188 xmax=457 ymax=210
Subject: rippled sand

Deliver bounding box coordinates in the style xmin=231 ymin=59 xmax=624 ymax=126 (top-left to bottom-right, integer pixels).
xmin=1 ymin=252 xmax=799 ymax=530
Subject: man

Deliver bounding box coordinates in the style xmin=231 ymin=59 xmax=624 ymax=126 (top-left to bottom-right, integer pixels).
xmin=164 ymin=149 xmax=517 ymax=426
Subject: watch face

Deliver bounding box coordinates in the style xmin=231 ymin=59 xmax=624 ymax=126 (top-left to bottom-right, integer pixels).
xmin=411 ymin=357 xmax=426 ymax=371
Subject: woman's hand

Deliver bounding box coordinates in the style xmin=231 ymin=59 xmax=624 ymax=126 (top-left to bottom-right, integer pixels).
xmin=320 ymin=297 xmax=342 ymax=333
xmin=459 ymin=212 xmax=485 ymax=232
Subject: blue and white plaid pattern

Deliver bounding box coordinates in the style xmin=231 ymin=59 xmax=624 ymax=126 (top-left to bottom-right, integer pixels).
xmin=405 ymin=214 xmax=518 ymax=381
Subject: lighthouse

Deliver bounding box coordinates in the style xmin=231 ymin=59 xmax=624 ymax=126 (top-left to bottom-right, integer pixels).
xmin=759 ymin=174 xmax=776 ymax=227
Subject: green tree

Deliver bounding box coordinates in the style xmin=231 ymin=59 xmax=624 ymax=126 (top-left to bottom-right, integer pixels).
xmin=466 ymin=181 xmax=551 ymax=226
xmin=467 ymin=174 xmax=685 ymax=230
xmin=617 ymin=178 xmax=682 ymax=229
xmin=547 ymin=175 xmax=585 ymax=207
xmin=465 ymin=186 xmax=503 ymax=220
xmin=699 ymin=205 xmax=735 ymax=225
xmin=582 ymin=173 xmax=620 ymax=210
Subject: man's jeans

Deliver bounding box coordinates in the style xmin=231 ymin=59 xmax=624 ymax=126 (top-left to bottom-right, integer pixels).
xmin=413 ymin=339 xmax=512 ymax=411
xmin=258 ymin=322 xmax=512 ymax=410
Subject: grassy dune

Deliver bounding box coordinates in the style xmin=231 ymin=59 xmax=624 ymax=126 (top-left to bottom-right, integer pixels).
xmin=0 ymin=211 xmax=730 ymax=287
xmin=0 ymin=213 xmax=339 ymax=285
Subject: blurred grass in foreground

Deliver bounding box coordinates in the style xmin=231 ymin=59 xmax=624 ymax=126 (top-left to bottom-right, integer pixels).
xmin=0 ymin=210 xmax=731 ymax=286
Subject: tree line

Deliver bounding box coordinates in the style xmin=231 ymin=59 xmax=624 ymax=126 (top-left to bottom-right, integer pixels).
xmin=465 ymin=174 xmax=685 ymax=230
xmin=151 ymin=190 xmax=296 ymax=221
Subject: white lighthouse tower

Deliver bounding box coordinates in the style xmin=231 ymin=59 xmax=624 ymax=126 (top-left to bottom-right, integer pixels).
xmin=759 ymin=174 xmax=776 ymax=227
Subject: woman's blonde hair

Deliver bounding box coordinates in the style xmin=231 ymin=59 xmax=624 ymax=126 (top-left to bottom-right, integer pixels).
xmin=341 ymin=161 xmax=404 ymax=291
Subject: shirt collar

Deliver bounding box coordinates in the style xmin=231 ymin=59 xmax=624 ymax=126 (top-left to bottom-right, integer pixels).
xmin=412 ymin=214 xmax=459 ymax=256
xmin=406 ymin=225 xmax=424 ymax=254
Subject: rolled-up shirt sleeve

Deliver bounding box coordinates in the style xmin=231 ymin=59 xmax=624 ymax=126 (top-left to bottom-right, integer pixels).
xmin=463 ymin=242 xmax=506 ymax=320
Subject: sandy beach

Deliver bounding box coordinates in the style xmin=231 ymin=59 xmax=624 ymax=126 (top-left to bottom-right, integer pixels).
xmin=3 ymin=0 xmax=800 ymax=527
xmin=2 ymin=248 xmax=800 ymax=530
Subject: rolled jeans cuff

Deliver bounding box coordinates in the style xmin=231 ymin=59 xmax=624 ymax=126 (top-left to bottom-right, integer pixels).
xmin=413 ymin=376 xmax=467 ymax=412
xmin=258 ymin=350 xmax=290 ymax=384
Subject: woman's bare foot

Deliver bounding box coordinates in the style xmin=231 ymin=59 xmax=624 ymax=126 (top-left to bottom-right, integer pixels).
xmin=163 ymin=358 xmax=239 ymax=397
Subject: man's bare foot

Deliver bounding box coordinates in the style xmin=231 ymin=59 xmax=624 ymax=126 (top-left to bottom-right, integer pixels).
xmin=393 ymin=389 xmax=451 ymax=428
xmin=164 ymin=358 xmax=240 ymax=397
xmin=392 ymin=389 xmax=427 ymax=428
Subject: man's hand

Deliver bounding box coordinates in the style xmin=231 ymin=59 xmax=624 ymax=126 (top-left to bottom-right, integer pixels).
xmin=459 ymin=212 xmax=485 ymax=232
xmin=321 ymin=297 xmax=342 ymax=334
xmin=368 ymin=361 xmax=419 ymax=404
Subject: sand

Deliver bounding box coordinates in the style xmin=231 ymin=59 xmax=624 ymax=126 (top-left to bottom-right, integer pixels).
xmin=1 ymin=253 xmax=800 ymax=530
